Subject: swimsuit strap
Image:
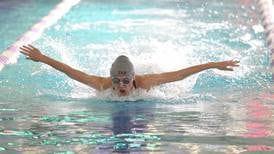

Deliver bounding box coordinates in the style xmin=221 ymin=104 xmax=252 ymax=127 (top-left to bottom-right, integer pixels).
xmin=133 ymin=80 xmax=137 ymax=89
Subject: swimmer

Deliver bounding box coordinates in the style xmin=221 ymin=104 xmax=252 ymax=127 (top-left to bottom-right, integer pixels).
xmin=20 ymin=44 xmax=240 ymax=97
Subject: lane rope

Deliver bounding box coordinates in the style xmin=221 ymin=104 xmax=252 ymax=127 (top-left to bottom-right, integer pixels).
xmin=256 ymin=0 xmax=274 ymax=80
xmin=0 ymin=0 xmax=81 ymax=71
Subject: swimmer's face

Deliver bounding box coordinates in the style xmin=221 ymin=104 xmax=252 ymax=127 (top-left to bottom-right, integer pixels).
xmin=111 ymin=75 xmax=134 ymax=96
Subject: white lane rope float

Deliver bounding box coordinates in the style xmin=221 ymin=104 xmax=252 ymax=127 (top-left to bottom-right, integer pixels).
xmin=255 ymin=0 xmax=274 ymax=80
xmin=0 ymin=0 xmax=81 ymax=71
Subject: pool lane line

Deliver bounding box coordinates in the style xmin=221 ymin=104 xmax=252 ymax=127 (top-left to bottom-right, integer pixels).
xmin=256 ymin=0 xmax=274 ymax=80
xmin=0 ymin=0 xmax=81 ymax=71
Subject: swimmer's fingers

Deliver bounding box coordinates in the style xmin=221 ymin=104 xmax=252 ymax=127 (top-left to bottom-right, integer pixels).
xmin=28 ymin=44 xmax=39 ymax=51
xmin=19 ymin=46 xmax=32 ymax=56
xmin=19 ymin=50 xmax=33 ymax=60
xmin=215 ymin=60 xmax=239 ymax=71
xmin=219 ymin=65 xmax=234 ymax=71
xmin=20 ymin=51 xmax=33 ymax=60
xmin=19 ymin=46 xmax=33 ymax=54
xmin=22 ymin=53 xmax=39 ymax=62
xmin=21 ymin=45 xmax=33 ymax=51
xmin=19 ymin=50 xmax=30 ymax=56
xmin=224 ymin=60 xmax=240 ymax=71
xmin=19 ymin=45 xmax=42 ymax=62
xmin=20 ymin=45 xmax=41 ymax=55
xmin=229 ymin=60 xmax=240 ymax=67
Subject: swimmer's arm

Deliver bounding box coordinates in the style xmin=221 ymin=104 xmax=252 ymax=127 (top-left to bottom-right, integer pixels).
xmin=20 ymin=44 xmax=111 ymax=91
xmin=138 ymin=60 xmax=239 ymax=89
xmin=40 ymin=56 xmax=111 ymax=90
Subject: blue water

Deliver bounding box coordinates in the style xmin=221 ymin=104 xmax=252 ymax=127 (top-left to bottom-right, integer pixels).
xmin=0 ymin=0 xmax=274 ymax=153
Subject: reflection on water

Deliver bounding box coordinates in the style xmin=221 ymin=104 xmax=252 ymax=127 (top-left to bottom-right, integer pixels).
xmin=244 ymin=91 xmax=273 ymax=152
xmin=0 ymin=100 xmax=161 ymax=153
xmin=0 ymin=90 xmax=273 ymax=153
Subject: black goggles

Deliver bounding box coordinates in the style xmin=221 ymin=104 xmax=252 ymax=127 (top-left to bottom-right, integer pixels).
xmin=112 ymin=77 xmax=131 ymax=84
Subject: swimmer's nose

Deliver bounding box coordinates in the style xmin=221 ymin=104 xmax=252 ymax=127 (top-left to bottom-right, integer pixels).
xmin=118 ymin=82 xmax=127 ymax=87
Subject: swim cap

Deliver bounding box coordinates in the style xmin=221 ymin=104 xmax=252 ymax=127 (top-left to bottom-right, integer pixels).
xmin=110 ymin=55 xmax=135 ymax=78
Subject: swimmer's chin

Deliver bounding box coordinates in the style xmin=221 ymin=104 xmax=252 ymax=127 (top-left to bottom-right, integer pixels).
xmin=118 ymin=89 xmax=129 ymax=96
xmin=95 ymin=88 xmax=150 ymax=101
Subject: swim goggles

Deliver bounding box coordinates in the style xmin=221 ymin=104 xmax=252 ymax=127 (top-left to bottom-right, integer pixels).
xmin=112 ymin=77 xmax=131 ymax=84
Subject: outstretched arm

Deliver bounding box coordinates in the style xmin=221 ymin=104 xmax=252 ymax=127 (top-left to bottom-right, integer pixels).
xmin=20 ymin=44 xmax=111 ymax=90
xmin=137 ymin=60 xmax=240 ymax=89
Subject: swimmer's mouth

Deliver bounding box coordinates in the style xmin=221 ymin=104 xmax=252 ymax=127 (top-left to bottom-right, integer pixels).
xmin=119 ymin=90 xmax=126 ymax=93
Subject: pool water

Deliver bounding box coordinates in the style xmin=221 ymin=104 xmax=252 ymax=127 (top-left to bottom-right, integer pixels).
xmin=0 ymin=0 xmax=274 ymax=153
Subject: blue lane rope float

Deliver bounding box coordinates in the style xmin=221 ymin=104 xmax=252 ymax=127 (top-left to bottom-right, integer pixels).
xmin=0 ymin=0 xmax=81 ymax=71
xmin=256 ymin=0 xmax=274 ymax=80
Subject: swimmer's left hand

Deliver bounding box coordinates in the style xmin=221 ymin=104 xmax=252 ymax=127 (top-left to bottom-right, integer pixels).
xmin=214 ymin=60 xmax=240 ymax=71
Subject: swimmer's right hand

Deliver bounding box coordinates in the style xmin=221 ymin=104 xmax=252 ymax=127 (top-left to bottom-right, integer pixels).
xmin=20 ymin=44 xmax=44 ymax=62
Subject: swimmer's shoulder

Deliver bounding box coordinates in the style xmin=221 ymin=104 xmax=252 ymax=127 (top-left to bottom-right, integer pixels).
xmin=135 ymin=75 xmax=152 ymax=90
xmin=90 ymin=76 xmax=111 ymax=91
